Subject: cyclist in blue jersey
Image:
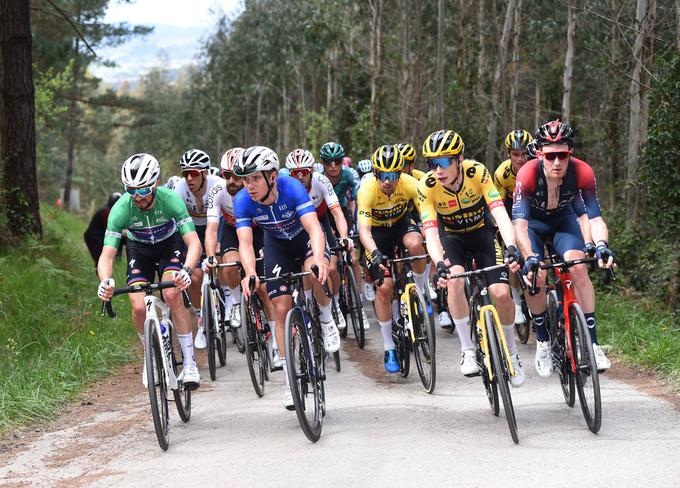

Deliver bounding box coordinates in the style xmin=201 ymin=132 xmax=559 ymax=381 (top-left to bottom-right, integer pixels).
xmin=233 ymin=146 xmax=340 ymax=409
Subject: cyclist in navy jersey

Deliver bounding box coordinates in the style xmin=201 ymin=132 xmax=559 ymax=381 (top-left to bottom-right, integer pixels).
xmin=513 ymin=120 xmax=615 ymax=376
xmin=233 ymin=146 xmax=340 ymax=409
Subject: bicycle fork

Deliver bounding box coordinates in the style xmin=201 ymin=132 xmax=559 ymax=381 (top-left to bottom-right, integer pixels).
xmin=146 ymin=297 xmax=178 ymax=390
xmin=477 ymin=304 xmax=516 ymax=380
xmin=399 ymin=283 xmax=418 ymax=343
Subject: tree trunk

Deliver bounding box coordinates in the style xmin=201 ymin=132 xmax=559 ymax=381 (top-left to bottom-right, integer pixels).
xmin=509 ymin=0 xmax=522 ymax=128
xmin=534 ymin=78 xmax=541 ymax=129
xmin=410 ymin=0 xmax=424 ymax=143
xmin=63 ymin=32 xmax=80 ymax=210
xmin=255 ymin=86 xmax=262 ymax=143
xmin=369 ymin=0 xmax=383 ymax=149
xmin=625 ymin=0 xmax=656 ymax=226
xmin=608 ymin=0 xmax=622 ymax=210
xmin=282 ymin=80 xmax=289 ymax=151
xmin=476 ymin=0 xmax=486 ymax=98
xmin=0 ymin=0 xmax=42 ymax=238
xmin=561 ymin=0 xmax=576 ymax=123
xmin=485 ymin=0 xmax=517 ymax=168
xmin=436 ymin=0 xmax=445 ymax=128
xmin=400 ymin=0 xmax=410 ymax=138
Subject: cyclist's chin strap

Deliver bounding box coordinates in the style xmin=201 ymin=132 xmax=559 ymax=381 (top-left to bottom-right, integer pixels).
xmin=258 ymin=172 xmax=275 ymax=203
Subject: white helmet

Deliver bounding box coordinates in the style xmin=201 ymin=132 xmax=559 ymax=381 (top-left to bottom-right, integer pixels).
xmin=208 ymin=167 xmax=219 ymax=176
xmin=285 ymin=148 xmax=315 ymax=169
xmin=121 ymin=153 xmax=161 ymax=188
xmin=165 ymin=175 xmax=181 ymax=189
xmin=313 ymin=163 xmax=324 ymax=174
xmin=220 ymin=147 xmax=245 ymax=171
xmin=179 ymin=149 xmax=211 ymax=171
xmin=234 ymin=146 xmax=279 ymax=177
xmin=357 ymin=159 xmax=372 ymax=174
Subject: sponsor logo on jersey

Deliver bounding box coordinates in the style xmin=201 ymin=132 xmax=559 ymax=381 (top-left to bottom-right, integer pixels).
xmin=131 ymin=268 xmax=140 ymax=274
xmin=488 ymin=189 xmax=500 ymax=198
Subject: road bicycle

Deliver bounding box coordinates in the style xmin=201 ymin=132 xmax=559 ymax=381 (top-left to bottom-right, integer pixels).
xmin=201 ymin=268 xmax=228 ymax=380
xmin=102 ymin=282 xmax=192 ymax=451
xmin=332 ymin=238 xmax=367 ymax=349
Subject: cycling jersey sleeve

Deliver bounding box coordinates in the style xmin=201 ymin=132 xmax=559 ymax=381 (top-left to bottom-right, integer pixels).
xmin=348 ymin=169 xmax=359 ymax=200
xmin=512 ymin=161 xmax=538 ymax=221
xmin=234 ymin=188 xmax=254 ymax=229
xmin=357 ymin=178 xmax=375 ymax=227
xmin=493 ymin=162 xmax=508 ymax=201
xmin=206 ymin=182 xmax=225 ymax=223
xmin=572 ymin=191 xmax=587 ymax=217
xmin=416 ymin=175 xmax=438 ymax=230
xmin=573 ymin=158 xmax=602 ymax=219
xmin=317 ymin=174 xmax=340 ymax=210
xmin=166 ymin=189 xmax=196 ymax=235
xmin=283 ymin=176 xmax=316 ymax=218
xmin=103 ymin=197 xmax=129 ymax=248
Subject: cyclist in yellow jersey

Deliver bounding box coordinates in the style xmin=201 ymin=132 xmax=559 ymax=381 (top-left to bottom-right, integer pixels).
xmin=358 ymin=145 xmax=427 ymax=373
xmin=417 ymin=130 xmax=525 ymax=387
xmin=396 ymin=142 xmax=426 ymax=180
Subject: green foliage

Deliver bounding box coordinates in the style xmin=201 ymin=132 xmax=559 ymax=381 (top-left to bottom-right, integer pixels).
xmin=0 ymin=206 xmax=135 ymax=432
xmin=34 ymin=60 xmax=73 ymax=132
xmin=303 ymin=109 xmax=336 ymax=155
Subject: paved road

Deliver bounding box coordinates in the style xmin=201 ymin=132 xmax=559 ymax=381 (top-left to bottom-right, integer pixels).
xmin=2 ymin=307 xmax=680 ymax=487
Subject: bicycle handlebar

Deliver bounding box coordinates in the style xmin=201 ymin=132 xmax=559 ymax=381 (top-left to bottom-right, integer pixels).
xmin=101 ymin=281 xmax=189 ymax=318
xmin=445 ymin=263 xmax=508 ymax=281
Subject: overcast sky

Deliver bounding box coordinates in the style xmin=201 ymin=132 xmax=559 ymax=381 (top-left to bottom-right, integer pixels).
xmin=92 ymin=0 xmax=242 ymax=85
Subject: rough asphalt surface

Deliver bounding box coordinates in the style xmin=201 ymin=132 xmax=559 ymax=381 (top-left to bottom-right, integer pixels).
xmin=2 ymin=304 xmax=680 ymax=487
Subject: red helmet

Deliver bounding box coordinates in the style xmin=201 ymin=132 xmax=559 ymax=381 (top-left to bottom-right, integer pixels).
xmin=535 ymin=120 xmax=574 ymax=148
xmin=220 ymin=147 xmax=245 ymax=171
xmin=342 ymin=156 xmax=352 ymax=167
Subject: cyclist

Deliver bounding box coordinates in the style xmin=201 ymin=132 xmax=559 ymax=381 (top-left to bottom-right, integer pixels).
xmin=173 ymin=149 xmax=225 ymax=349
xmin=97 ymin=153 xmax=202 ymax=389
xmin=397 ymin=143 xmax=426 ymax=180
xmin=513 ymin=120 xmax=614 ymax=375
xmin=525 ymin=139 xmax=538 ymax=160
xmin=493 ymin=129 xmax=534 ymax=326
xmin=358 ymin=145 xmax=428 ymax=373
xmin=418 ymin=129 xmax=525 ymax=387
xmin=233 ymin=146 xmax=340 ymax=408
xmin=165 ymin=175 xmax=181 ymax=190
xmin=357 ymin=159 xmax=373 ymax=181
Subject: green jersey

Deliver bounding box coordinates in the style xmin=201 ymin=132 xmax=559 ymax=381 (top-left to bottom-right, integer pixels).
xmin=104 ymin=187 xmax=195 ymax=247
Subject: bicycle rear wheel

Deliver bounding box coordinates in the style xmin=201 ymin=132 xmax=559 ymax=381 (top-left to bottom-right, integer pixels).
xmin=486 ymin=310 xmax=519 ymax=444
xmin=393 ymin=323 xmax=410 ymax=378
xmin=410 ymin=287 xmax=436 ymax=393
xmin=169 ymin=324 xmax=191 ymax=423
xmin=285 ymin=308 xmax=324 ymax=442
xmin=216 ymin=289 xmax=227 ymax=367
xmin=570 ymin=303 xmax=602 ymax=433
xmin=548 ymin=290 xmax=574 ymax=407
xmin=242 ymin=298 xmax=266 ymax=397
xmin=345 ymin=266 xmax=365 ymax=349
xmin=515 ymin=296 xmax=530 ymax=344
xmin=202 ymin=283 xmax=218 ymax=381
xmin=330 ymin=302 xmax=341 ymax=372
xmin=145 ymin=319 xmax=170 ymax=450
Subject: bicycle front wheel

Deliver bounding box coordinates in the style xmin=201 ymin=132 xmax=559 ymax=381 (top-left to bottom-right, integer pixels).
xmin=285 ymin=308 xmax=324 ymax=442
xmin=409 ymin=286 xmax=436 ymax=393
xmin=345 ymin=265 xmax=365 ymax=349
xmin=548 ymin=290 xmax=574 ymax=407
xmin=145 ymin=319 xmax=170 ymax=450
xmin=242 ymin=298 xmax=266 ymax=397
xmin=486 ymin=310 xmax=519 ymax=444
xmin=216 ymin=289 xmax=227 ymax=366
xmin=202 ymin=284 xmax=217 ymax=381
xmin=570 ymin=303 xmax=601 ymax=433
xmin=169 ymin=324 xmax=191 ymax=423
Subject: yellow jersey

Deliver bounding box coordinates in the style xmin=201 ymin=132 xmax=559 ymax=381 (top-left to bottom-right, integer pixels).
xmin=410 ymin=168 xmax=427 ymax=180
xmin=492 ymin=158 xmax=516 ymax=210
xmin=358 ymin=173 xmax=419 ymax=227
xmin=417 ymin=160 xmax=504 ymax=233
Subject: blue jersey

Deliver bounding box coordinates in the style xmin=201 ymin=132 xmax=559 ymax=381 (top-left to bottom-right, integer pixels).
xmin=234 ymin=176 xmax=316 ymax=240
xmin=332 ymin=167 xmax=359 ymax=207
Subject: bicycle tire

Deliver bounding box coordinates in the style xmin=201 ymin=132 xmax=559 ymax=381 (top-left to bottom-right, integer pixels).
xmin=410 ymin=286 xmax=436 ymax=393
xmin=242 ymin=298 xmax=266 ymax=397
xmin=216 ymin=289 xmax=227 ymax=366
xmin=330 ymin=302 xmax=341 ymax=372
xmin=570 ymin=303 xmax=602 ymax=433
xmin=285 ymin=307 xmax=323 ymax=442
xmin=345 ymin=266 xmax=365 ymax=349
xmin=486 ymin=310 xmax=519 ymax=444
xmin=203 ymin=285 xmax=217 ymax=381
xmin=169 ymin=324 xmax=191 ymax=423
xmin=548 ymin=290 xmax=575 ymax=407
xmin=145 ymin=319 xmax=169 ymax=450
xmin=338 ymin=280 xmax=348 ymax=339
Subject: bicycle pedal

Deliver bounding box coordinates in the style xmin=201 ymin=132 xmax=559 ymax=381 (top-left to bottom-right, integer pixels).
xmin=182 ymin=382 xmax=200 ymax=392
xmin=285 ymin=404 xmax=296 ymax=412
xmin=271 ymin=364 xmax=283 ymax=372
xmin=464 ymin=371 xmax=482 ymax=378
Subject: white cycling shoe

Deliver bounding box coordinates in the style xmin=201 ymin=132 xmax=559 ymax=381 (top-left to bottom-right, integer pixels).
xmin=460 ymin=349 xmax=480 ymax=375
xmin=535 ymin=340 xmax=553 ymax=377
xmin=178 ymin=364 xmax=201 ymax=390
xmin=321 ymin=318 xmax=341 ymax=353
xmin=438 ymin=311 xmax=453 ymax=329
xmin=272 ymin=349 xmax=283 ymax=369
xmin=230 ymin=303 xmax=242 ymax=328
xmin=283 ymin=384 xmax=295 ymax=410
xmin=427 ymin=282 xmax=438 ymax=301
xmin=509 ymin=354 xmax=525 ymax=388
xmin=593 ymin=344 xmax=611 ymax=370
xmin=335 ymin=306 xmax=347 ymax=330
xmin=194 ymin=323 xmax=207 ymax=349
xmin=363 ymin=282 xmax=376 ymax=302
xmin=362 ymin=316 xmax=371 ymax=330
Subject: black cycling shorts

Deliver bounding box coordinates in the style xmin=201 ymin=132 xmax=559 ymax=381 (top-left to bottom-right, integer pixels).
xmin=440 ymin=227 xmax=508 ymax=285
xmin=368 ymin=216 xmax=421 ymax=261
xmin=125 ymin=232 xmax=185 ymax=286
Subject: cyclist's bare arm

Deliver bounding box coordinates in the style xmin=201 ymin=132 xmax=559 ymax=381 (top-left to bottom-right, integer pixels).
xmin=330 ymin=206 xmax=349 ymax=240
xmin=589 ymin=216 xmax=609 ymax=247
xmin=423 ymin=227 xmax=445 ymax=264
xmin=578 ymin=214 xmax=593 ymax=245
xmin=301 ymin=212 xmax=329 ymax=283
xmin=490 ymin=205 xmax=516 ymax=248
xmin=97 ymin=245 xmax=118 ymax=281
xmin=181 ymin=231 xmax=202 ymax=270
xmin=358 ymin=222 xmax=378 ymax=254
xmin=204 ymin=221 xmax=219 ymax=258
xmin=513 ymin=219 xmax=533 ymax=259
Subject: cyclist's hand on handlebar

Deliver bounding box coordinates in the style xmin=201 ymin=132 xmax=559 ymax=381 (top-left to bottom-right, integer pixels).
xmin=521 ymin=254 xmax=541 ymax=286
xmin=583 ymin=242 xmax=596 ymax=258
xmin=340 ymin=237 xmax=354 ymax=251
xmin=173 ymin=267 xmax=193 ymax=290
xmin=313 ymin=257 xmax=330 ymax=285
xmin=504 ymin=245 xmax=522 ymax=274
xmin=97 ymin=278 xmax=115 ymax=301
xmin=201 ymin=256 xmax=217 ymax=272
xmin=241 ymin=274 xmax=259 ymax=299
xmin=595 ymin=243 xmax=616 ymax=269
xmin=434 ymin=260 xmax=450 ymax=288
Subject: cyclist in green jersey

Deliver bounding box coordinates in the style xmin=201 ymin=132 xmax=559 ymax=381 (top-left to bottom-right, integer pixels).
xmin=97 ymin=153 xmax=203 ymax=389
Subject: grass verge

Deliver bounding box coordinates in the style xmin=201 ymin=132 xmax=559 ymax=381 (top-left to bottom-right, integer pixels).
xmin=598 ymin=289 xmax=680 ymax=389
xmin=0 ymin=205 xmax=135 ymax=433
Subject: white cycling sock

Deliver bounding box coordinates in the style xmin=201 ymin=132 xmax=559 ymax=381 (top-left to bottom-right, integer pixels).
xmin=379 ymin=320 xmax=396 ymax=351
xmin=281 ymin=359 xmax=290 ymax=386
xmin=511 ymin=286 xmax=522 ymax=306
xmin=269 ymin=320 xmax=277 ymax=349
xmin=333 ymin=293 xmax=340 ymax=308
xmin=177 ymin=332 xmax=195 ymax=366
xmin=413 ymin=270 xmax=427 ymax=294
xmin=138 ymin=332 xmax=145 ymax=347
xmin=453 ymin=317 xmax=474 ymax=351
xmin=318 ymin=302 xmax=333 ymax=323
xmin=502 ymin=323 xmax=518 ymax=356
xmin=222 ymin=286 xmax=232 ymax=307
xmin=230 ymin=286 xmax=241 ymax=305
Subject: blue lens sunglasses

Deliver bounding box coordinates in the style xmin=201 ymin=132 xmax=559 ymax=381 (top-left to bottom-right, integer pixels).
xmin=426 ymin=156 xmax=459 ymax=170
xmin=126 ymin=186 xmax=154 ymax=197
xmin=376 ymin=171 xmax=401 ymax=182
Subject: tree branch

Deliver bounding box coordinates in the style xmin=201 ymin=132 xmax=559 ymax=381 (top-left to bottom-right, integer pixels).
xmin=42 ymin=0 xmax=97 ymax=57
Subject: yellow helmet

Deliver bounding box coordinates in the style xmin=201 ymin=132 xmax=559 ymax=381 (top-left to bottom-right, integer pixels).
xmin=396 ymin=143 xmax=416 ymax=163
xmin=504 ymin=129 xmax=534 ymax=150
xmin=372 ymin=145 xmax=404 ymax=172
xmin=422 ymin=130 xmax=464 ymax=158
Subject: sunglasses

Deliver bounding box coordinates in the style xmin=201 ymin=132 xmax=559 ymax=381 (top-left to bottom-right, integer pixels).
xmin=376 ymin=171 xmax=401 ymax=182
xmin=542 ymin=151 xmax=571 ymax=161
xmin=426 ymin=156 xmax=458 ymax=170
xmin=290 ymin=168 xmax=311 ymax=178
xmin=181 ymin=169 xmax=202 ymax=178
xmin=126 ymin=186 xmax=154 ymax=197
xmin=221 ymin=170 xmax=239 ymax=180
xmin=322 ymin=159 xmax=342 ymax=167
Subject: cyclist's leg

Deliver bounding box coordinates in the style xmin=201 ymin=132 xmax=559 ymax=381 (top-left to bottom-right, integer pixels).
xmin=124 ymin=239 xmax=158 ymax=336
xmin=320 ymin=214 xmax=342 ymax=316
xmin=401 ymin=218 xmax=427 ymax=293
